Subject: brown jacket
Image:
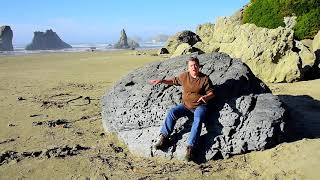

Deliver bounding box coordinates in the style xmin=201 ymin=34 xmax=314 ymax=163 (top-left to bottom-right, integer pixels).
xmin=173 ymin=71 xmax=214 ymax=109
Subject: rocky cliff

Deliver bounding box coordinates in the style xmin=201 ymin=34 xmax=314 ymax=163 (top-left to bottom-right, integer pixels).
xmin=25 ymin=29 xmax=72 ymax=50
xmin=0 ymin=25 xmax=13 ymax=51
xmin=162 ymin=9 xmax=319 ymax=83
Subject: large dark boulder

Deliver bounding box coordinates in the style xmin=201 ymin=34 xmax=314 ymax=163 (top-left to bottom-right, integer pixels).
xmin=101 ymin=53 xmax=288 ymax=161
xmin=25 ymin=29 xmax=72 ymax=50
xmin=0 ymin=25 xmax=13 ymax=51
xmin=165 ymin=30 xmax=201 ymax=54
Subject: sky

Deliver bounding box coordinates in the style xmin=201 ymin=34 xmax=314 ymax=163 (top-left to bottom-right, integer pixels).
xmin=0 ymin=0 xmax=249 ymax=45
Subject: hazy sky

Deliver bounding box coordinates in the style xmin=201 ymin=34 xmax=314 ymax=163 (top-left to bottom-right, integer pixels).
xmin=1 ymin=0 xmax=249 ymax=45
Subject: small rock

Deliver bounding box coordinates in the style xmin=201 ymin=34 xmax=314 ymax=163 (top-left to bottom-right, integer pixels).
xmin=17 ymin=97 xmax=26 ymax=101
xmin=8 ymin=124 xmax=16 ymax=127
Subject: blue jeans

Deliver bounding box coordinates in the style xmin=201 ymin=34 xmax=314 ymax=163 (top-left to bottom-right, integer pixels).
xmin=160 ymin=104 xmax=207 ymax=147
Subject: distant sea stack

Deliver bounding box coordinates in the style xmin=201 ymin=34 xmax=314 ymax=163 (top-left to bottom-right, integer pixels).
xmin=114 ymin=29 xmax=139 ymax=49
xmin=25 ymin=29 xmax=72 ymax=50
xmin=0 ymin=25 xmax=14 ymax=51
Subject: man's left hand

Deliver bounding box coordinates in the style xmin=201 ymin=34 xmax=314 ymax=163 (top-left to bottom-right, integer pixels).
xmin=196 ymin=96 xmax=207 ymax=104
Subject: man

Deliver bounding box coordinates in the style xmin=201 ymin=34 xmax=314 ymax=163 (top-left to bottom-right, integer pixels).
xmin=149 ymin=57 xmax=215 ymax=161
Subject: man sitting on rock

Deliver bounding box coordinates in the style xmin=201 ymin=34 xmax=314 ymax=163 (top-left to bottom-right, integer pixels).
xmin=149 ymin=57 xmax=215 ymax=161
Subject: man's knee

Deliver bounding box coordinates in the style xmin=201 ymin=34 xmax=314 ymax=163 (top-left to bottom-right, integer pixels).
xmin=194 ymin=105 xmax=207 ymax=118
xmin=168 ymin=106 xmax=180 ymax=117
xmin=167 ymin=104 xmax=187 ymax=119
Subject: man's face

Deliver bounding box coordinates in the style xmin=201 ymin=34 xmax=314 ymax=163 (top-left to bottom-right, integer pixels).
xmin=188 ymin=60 xmax=200 ymax=76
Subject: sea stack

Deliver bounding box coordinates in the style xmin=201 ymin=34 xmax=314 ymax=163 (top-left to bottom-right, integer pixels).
xmin=114 ymin=29 xmax=139 ymax=49
xmin=0 ymin=25 xmax=14 ymax=51
xmin=25 ymin=29 xmax=72 ymax=50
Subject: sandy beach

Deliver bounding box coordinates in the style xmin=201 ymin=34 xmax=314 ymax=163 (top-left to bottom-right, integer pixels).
xmin=0 ymin=51 xmax=319 ymax=179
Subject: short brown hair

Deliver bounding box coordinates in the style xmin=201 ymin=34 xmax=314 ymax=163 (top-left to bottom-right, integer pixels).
xmin=186 ymin=57 xmax=199 ymax=65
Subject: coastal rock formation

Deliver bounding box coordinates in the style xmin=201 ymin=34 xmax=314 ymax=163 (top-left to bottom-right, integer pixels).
xmin=25 ymin=29 xmax=72 ymax=50
xmin=0 ymin=25 xmax=13 ymax=51
xmin=193 ymin=16 xmax=318 ymax=83
xmin=128 ymin=39 xmax=140 ymax=49
xmin=171 ymin=43 xmax=200 ymax=58
xmin=313 ymin=31 xmax=320 ymax=69
xmin=163 ymin=12 xmax=318 ymax=82
xmin=164 ymin=30 xmax=201 ymax=54
xmin=114 ymin=29 xmax=140 ymax=49
xmin=157 ymin=47 xmax=169 ymax=55
xmin=102 ymin=53 xmax=287 ymax=161
xmin=284 ymin=16 xmax=297 ymax=29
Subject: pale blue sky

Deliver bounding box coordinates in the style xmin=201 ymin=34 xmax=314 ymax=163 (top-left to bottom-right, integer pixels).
xmin=0 ymin=0 xmax=249 ymax=45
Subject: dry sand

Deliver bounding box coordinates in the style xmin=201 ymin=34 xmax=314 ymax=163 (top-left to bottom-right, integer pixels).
xmin=0 ymin=51 xmax=319 ymax=179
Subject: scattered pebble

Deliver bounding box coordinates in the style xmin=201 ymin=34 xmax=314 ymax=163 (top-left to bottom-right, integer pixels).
xmin=32 ymin=119 xmax=71 ymax=128
xmin=109 ymin=143 xmax=123 ymax=153
xmin=17 ymin=97 xmax=26 ymax=101
xmin=75 ymin=132 xmax=83 ymax=136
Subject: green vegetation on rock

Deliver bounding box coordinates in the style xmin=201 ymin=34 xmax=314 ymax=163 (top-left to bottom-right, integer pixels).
xmin=243 ymin=0 xmax=320 ymax=40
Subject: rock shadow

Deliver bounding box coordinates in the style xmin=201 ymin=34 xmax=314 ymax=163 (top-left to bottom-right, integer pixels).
xmin=278 ymin=95 xmax=320 ymax=141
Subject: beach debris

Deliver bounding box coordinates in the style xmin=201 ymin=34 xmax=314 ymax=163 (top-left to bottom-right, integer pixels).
xmin=49 ymin=93 xmax=71 ymax=98
xmin=44 ymin=144 xmax=90 ymax=158
xmin=40 ymin=95 xmax=91 ymax=108
xmin=109 ymin=143 xmax=123 ymax=153
xmin=66 ymin=95 xmax=83 ymax=103
xmin=76 ymin=113 xmax=101 ymax=122
xmin=29 ymin=114 xmax=48 ymax=118
xmin=7 ymin=123 xmax=16 ymax=127
xmin=32 ymin=119 xmax=71 ymax=128
xmin=0 ymin=144 xmax=90 ymax=165
xmin=75 ymin=131 xmax=83 ymax=136
xmin=0 ymin=138 xmax=15 ymax=145
xmin=41 ymin=100 xmax=64 ymax=108
xmin=84 ymin=96 xmax=91 ymax=104
xmin=17 ymin=97 xmax=26 ymax=101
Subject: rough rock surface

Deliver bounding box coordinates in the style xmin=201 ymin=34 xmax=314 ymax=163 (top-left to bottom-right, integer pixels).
xmin=114 ymin=29 xmax=139 ymax=49
xmin=164 ymin=30 xmax=201 ymax=54
xmin=157 ymin=47 xmax=169 ymax=55
xmin=102 ymin=53 xmax=287 ymax=161
xmin=0 ymin=25 xmax=13 ymax=51
xmin=171 ymin=43 xmax=200 ymax=58
xmin=193 ymin=17 xmax=318 ymax=83
xmin=128 ymin=39 xmax=140 ymax=49
xmin=313 ymin=31 xmax=320 ymax=69
xmin=25 ymin=29 xmax=72 ymax=50
xmin=283 ymin=16 xmax=297 ymax=29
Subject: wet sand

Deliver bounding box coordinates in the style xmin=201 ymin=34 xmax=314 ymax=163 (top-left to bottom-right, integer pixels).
xmin=0 ymin=51 xmax=319 ymax=179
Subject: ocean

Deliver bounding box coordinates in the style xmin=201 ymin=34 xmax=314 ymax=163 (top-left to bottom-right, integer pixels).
xmin=0 ymin=42 xmax=165 ymax=56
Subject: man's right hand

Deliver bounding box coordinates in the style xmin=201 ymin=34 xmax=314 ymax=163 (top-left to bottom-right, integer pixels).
xmin=149 ymin=79 xmax=162 ymax=85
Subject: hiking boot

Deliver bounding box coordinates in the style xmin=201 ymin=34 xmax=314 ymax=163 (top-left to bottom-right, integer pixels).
xmin=154 ymin=134 xmax=168 ymax=150
xmin=185 ymin=146 xmax=193 ymax=162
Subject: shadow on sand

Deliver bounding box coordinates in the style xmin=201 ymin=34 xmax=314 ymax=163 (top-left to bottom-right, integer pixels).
xmin=279 ymin=95 xmax=320 ymax=141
